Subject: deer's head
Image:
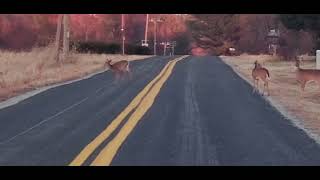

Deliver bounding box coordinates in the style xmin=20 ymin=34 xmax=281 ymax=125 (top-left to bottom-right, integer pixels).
xmin=254 ymin=61 xmax=261 ymax=69
xmin=294 ymin=56 xmax=302 ymax=70
xmin=105 ymin=59 xmax=112 ymax=68
xmin=106 ymin=59 xmax=112 ymax=63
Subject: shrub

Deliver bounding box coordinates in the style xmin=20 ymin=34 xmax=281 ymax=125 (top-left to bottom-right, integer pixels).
xmin=71 ymin=41 xmax=152 ymax=55
xmin=71 ymin=41 xmax=121 ymax=54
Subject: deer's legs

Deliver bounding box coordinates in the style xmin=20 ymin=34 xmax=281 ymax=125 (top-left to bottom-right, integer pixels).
xmin=300 ymin=81 xmax=306 ymax=98
xmin=127 ymin=70 xmax=132 ymax=80
xmin=255 ymin=80 xmax=259 ymax=93
xmin=121 ymin=72 xmax=126 ymax=81
xmin=115 ymin=73 xmax=119 ymax=80
xmin=266 ymin=82 xmax=270 ymax=96
xmin=122 ymin=71 xmax=128 ymax=81
xmin=262 ymin=80 xmax=269 ymax=96
xmin=114 ymin=72 xmax=121 ymax=83
xmin=263 ymin=82 xmax=269 ymax=96
xmin=252 ymin=78 xmax=257 ymax=93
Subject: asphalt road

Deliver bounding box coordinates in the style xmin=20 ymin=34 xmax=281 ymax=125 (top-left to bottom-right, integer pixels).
xmin=0 ymin=55 xmax=320 ymax=166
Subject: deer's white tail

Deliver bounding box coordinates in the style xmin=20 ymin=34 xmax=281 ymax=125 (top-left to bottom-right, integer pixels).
xmin=126 ymin=62 xmax=130 ymax=71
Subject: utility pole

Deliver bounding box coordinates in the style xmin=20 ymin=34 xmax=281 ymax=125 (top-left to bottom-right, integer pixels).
xmin=172 ymin=41 xmax=176 ymax=56
xmin=150 ymin=17 xmax=164 ymax=56
xmin=121 ymin=14 xmax=125 ymax=55
xmin=141 ymin=14 xmax=149 ymax=47
xmin=144 ymin=14 xmax=149 ymax=46
xmin=169 ymin=41 xmax=176 ymax=56
xmin=160 ymin=42 xmax=168 ymax=56
xmin=153 ymin=21 xmax=157 ymax=55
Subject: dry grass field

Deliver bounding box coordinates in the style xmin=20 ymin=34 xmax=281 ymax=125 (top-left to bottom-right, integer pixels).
xmin=221 ymin=54 xmax=320 ymax=137
xmin=0 ymin=46 xmax=152 ymax=102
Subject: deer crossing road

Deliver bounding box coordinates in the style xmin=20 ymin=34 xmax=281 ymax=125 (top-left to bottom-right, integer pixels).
xmin=0 ymin=56 xmax=320 ymax=165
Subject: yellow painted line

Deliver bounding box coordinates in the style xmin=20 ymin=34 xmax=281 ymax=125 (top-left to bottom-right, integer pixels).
xmin=69 ymin=56 xmax=187 ymax=166
xmin=90 ymin=56 xmax=187 ymax=166
xmin=69 ymin=59 xmax=173 ymax=166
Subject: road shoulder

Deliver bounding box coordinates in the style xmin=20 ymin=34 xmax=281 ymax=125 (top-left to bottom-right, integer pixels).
xmin=0 ymin=56 xmax=154 ymax=110
xmin=220 ymin=55 xmax=320 ymax=145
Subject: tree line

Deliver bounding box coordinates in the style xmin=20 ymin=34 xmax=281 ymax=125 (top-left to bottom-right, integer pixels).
xmin=188 ymin=14 xmax=319 ymax=58
xmin=1 ymin=14 xmax=319 ymax=58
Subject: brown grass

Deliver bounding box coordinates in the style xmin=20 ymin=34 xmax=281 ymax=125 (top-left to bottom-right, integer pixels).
xmin=0 ymin=46 xmax=152 ymax=102
xmin=221 ymin=54 xmax=320 ymax=136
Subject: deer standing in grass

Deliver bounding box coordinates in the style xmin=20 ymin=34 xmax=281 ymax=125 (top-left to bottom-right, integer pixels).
xmin=295 ymin=57 xmax=320 ymax=95
xmin=252 ymin=61 xmax=271 ymax=96
xmin=105 ymin=59 xmax=131 ymax=81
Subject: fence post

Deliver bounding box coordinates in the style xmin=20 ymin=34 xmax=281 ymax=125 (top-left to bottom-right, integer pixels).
xmin=317 ymin=50 xmax=320 ymax=69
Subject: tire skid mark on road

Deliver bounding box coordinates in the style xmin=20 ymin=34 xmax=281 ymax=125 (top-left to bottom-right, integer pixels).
xmin=177 ymin=59 xmax=219 ymax=165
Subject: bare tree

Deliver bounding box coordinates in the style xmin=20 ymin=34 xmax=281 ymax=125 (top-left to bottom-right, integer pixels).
xmin=62 ymin=14 xmax=70 ymax=61
xmin=54 ymin=14 xmax=63 ymax=62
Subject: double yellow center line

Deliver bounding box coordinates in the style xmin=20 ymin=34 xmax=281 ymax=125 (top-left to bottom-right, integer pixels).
xmin=69 ymin=55 xmax=189 ymax=166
